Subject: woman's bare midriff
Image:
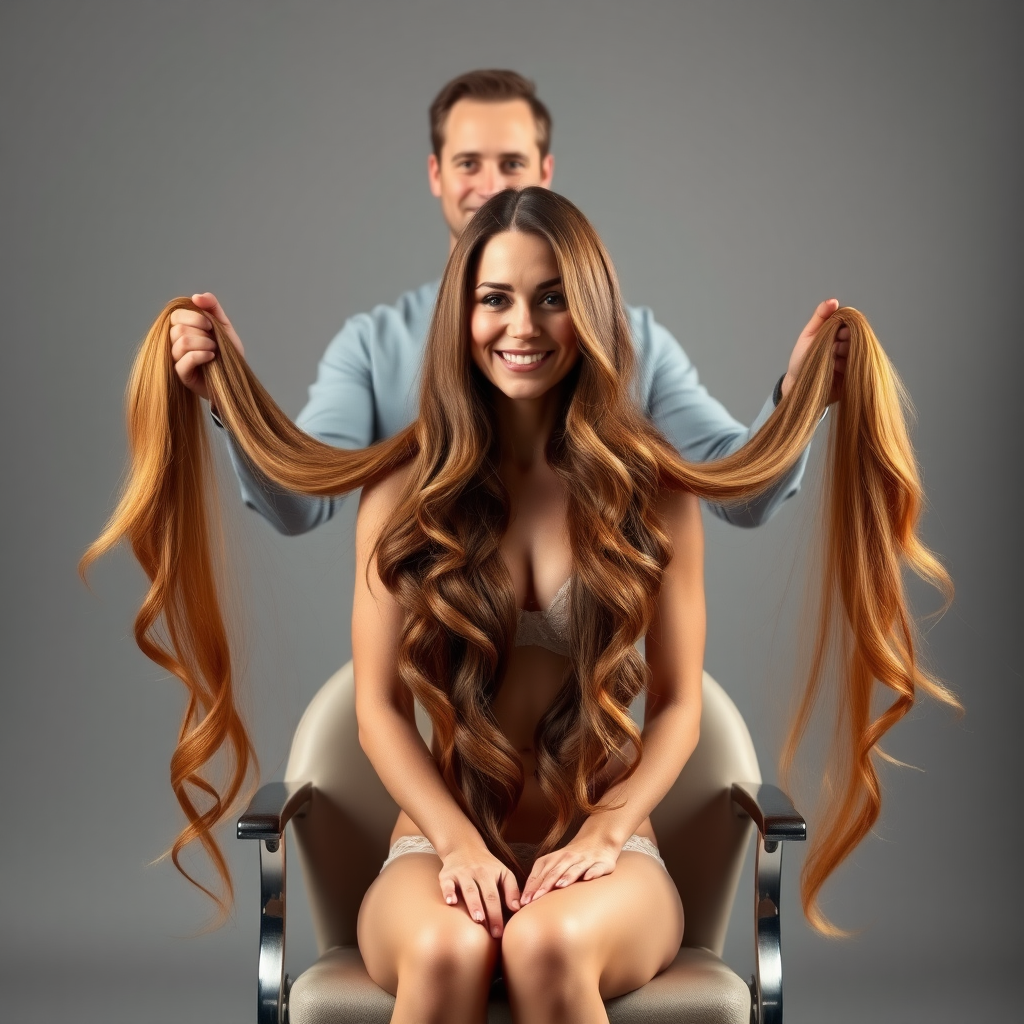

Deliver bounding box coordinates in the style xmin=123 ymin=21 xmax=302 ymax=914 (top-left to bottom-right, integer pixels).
xmin=389 ymin=643 xmax=655 ymax=850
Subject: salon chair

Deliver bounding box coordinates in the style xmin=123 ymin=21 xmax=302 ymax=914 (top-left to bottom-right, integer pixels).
xmin=238 ymin=664 xmax=805 ymax=1023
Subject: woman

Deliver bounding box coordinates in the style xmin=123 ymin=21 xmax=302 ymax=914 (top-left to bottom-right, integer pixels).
xmin=352 ymin=219 xmax=700 ymax=1021
xmin=82 ymin=187 xmax=956 ymax=1021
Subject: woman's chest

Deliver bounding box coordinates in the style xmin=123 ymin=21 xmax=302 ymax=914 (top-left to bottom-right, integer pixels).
xmin=498 ymin=469 xmax=573 ymax=611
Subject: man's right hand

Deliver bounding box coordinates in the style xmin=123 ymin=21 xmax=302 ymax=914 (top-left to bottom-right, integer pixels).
xmin=169 ymin=292 xmax=246 ymax=405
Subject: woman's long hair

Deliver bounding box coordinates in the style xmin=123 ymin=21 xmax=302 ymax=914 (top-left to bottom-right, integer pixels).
xmin=82 ymin=187 xmax=958 ymax=931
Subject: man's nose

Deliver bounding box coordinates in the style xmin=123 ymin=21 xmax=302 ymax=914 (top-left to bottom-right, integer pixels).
xmin=476 ymin=164 xmax=502 ymax=198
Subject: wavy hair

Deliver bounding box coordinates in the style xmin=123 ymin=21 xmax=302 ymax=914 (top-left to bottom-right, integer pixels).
xmin=82 ymin=187 xmax=957 ymax=931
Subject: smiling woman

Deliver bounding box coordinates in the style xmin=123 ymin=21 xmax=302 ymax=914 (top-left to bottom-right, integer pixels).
xmin=470 ymin=232 xmax=580 ymax=401
xmin=82 ymin=186 xmax=957 ymax=1023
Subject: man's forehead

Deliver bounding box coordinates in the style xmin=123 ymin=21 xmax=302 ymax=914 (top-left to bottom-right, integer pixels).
xmin=441 ymin=98 xmax=541 ymax=157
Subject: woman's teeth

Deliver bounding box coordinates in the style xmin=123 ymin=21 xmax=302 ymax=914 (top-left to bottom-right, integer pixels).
xmin=500 ymin=352 xmax=547 ymax=365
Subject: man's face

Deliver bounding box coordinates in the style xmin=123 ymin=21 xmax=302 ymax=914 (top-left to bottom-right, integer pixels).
xmin=428 ymin=98 xmax=554 ymax=248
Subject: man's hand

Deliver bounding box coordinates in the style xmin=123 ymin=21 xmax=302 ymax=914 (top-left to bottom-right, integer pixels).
xmin=168 ymin=292 xmax=246 ymax=405
xmin=781 ymin=298 xmax=849 ymax=403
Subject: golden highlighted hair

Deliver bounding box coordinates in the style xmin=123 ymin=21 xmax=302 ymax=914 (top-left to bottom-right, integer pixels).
xmin=82 ymin=187 xmax=957 ymax=932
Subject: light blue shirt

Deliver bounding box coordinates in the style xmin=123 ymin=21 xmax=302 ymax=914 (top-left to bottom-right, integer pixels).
xmin=220 ymin=282 xmax=811 ymax=534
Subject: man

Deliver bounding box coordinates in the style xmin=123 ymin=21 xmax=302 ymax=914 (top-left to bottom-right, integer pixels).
xmin=170 ymin=69 xmax=846 ymax=533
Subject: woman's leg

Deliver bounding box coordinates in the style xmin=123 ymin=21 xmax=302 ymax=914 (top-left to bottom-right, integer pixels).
xmin=358 ymin=851 xmax=499 ymax=1024
xmin=500 ymin=850 xmax=684 ymax=1024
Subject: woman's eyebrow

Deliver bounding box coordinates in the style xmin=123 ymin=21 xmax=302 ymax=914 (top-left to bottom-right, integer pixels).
xmin=534 ymin=276 xmax=562 ymax=290
xmin=475 ymin=277 xmax=562 ymax=291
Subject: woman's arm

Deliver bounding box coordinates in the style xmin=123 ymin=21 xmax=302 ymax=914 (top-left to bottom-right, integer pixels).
xmin=521 ymin=487 xmax=705 ymax=901
xmin=353 ymin=472 xmax=522 ymax=934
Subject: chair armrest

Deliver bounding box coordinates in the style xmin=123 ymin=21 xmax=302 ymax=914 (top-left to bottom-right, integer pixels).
xmin=730 ymin=782 xmax=806 ymax=846
xmin=237 ymin=781 xmax=314 ymax=843
xmin=237 ymin=781 xmax=312 ymax=1024
xmin=730 ymin=783 xmax=805 ymax=1024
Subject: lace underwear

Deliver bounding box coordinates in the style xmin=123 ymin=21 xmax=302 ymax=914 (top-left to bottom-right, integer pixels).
xmin=514 ymin=577 xmax=571 ymax=657
xmin=380 ymin=833 xmax=666 ymax=873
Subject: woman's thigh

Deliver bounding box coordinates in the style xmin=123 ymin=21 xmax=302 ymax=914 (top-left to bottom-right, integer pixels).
xmin=357 ymin=851 xmax=499 ymax=995
xmin=501 ymin=850 xmax=684 ymax=1000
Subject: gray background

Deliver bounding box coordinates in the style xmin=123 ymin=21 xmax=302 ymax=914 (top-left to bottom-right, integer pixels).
xmin=2 ymin=1 xmax=1020 ymax=1021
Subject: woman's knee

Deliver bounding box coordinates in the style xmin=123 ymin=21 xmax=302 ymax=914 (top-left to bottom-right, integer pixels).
xmin=400 ymin=912 xmax=498 ymax=985
xmin=501 ymin=904 xmax=596 ymax=986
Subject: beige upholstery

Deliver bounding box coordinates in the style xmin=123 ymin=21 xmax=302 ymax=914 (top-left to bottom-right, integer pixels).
xmin=289 ymin=947 xmax=750 ymax=1024
xmin=284 ymin=664 xmax=759 ymax=1022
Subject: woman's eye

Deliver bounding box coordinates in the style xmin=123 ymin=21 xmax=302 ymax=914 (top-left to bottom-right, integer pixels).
xmin=541 ymin=292 xmax=566 ymax=307
xmin=481 ymin=293 xmax=507 ymax=308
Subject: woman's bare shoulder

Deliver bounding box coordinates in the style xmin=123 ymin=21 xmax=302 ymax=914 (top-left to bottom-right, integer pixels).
xmin=656 ymin=485 xmax=701 ymax=532
xmin=359 ymin=461 xmax=416 ymax=522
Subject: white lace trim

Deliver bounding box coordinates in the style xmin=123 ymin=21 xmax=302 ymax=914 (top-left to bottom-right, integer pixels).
xmin=380 ymin=832 xmax=665 ymax=872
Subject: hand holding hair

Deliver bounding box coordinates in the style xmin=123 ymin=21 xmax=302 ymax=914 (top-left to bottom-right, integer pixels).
xmin=168 ymin=291 xmax=245 ymax=405
xmin=782 ymin=297 xmax=850 ymax=403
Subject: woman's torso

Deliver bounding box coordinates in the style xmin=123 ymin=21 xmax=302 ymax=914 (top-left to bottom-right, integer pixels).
xmin=391 ymin=460 xmax=654 ymax=850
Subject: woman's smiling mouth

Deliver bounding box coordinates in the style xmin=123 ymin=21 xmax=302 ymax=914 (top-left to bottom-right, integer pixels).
xmin=497 ymin=350 xmax=552 ymax=369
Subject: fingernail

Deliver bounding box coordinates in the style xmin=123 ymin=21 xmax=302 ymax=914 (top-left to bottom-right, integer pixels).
xmin=474 ymin=912 xmax=484 ymax=922
xmin=492 ymin=927 xmax=501 ymax=938
xmin=556 ymin=879 xmax=567 ymax=887
xmin=446 ymin=896 xmax=455 ymax=905
xmin=521 ymin=894 xmax=530 ymax=904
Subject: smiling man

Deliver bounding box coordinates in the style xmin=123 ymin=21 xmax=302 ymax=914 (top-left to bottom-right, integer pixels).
xmin=171 ymin=69 xmax=844 ymax=533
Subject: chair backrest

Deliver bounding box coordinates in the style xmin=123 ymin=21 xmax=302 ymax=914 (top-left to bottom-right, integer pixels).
xmin=286 ymin=663 xmax=759 ymax=956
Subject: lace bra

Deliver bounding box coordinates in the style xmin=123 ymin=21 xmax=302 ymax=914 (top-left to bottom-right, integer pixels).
xmin=515 ymin=577 xmax=571 ymax=658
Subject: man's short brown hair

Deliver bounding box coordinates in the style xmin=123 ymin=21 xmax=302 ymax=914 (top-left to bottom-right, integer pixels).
xmin=429 ymin=69 xmax=553 ymax=159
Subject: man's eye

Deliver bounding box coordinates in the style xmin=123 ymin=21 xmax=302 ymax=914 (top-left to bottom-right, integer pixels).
xmin=504 ymin=161 xmax=526 ymax=172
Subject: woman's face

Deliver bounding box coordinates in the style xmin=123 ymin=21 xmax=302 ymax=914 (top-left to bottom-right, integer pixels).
xmin=469 ymin=230 xmax=579 ymax=402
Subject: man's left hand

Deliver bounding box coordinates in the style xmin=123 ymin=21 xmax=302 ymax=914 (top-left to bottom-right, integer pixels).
xmin=781 ymin=297 xmax=850 ymax=403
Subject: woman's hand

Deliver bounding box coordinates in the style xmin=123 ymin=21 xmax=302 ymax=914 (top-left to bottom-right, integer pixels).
xmin=439 ymin=842 xmax=522 ymax=938
xmin=168 ymin=292 xmax=245 ymax=405
xmin=520 ymin=834 xmax=622 ymax=904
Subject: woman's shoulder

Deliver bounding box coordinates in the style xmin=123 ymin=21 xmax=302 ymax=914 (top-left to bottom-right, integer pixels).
xmin=656 ymin=484 xmax=700 ymax=522
xmin=360 ymin=461 xmax=416 ymax=516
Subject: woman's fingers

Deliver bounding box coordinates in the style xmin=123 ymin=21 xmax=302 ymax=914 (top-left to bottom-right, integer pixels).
xmin=523 ymin=852 xmax=582 ymax=902
xmin=480 ymin=884 xmax=505 ymax=937
xmin=440 ymin=876 xmax=458 ymax=907
xmin=440 ymin=865 xmax=514 ymax=936
xmin=460 ymin=877 xmax=487 ymax=926
xmin=459 ymin=875 xmax=504 ymax=937
xmin=501 ymin=869 xmax=522 ymax=912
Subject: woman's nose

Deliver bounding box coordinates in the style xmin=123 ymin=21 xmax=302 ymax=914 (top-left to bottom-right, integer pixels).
xmin=509 ymin=304 xmax=539 ymax=339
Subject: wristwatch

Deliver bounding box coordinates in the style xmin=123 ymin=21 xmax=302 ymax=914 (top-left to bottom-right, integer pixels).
xmin=772 ymin=373 xmax=786 ymax=407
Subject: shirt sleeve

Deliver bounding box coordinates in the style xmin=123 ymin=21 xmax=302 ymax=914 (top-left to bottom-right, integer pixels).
xmin=215 ymin=314 xmax=378 ymax=536
xmin=634 ymin=307 xmax=816 ymax=528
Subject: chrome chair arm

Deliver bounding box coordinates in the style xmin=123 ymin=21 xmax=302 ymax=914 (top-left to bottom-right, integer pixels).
xmin=732 ymin=782 xmax=807 ymax=1024
xmin=238 ymin=781 xmax=314 ymax=1024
